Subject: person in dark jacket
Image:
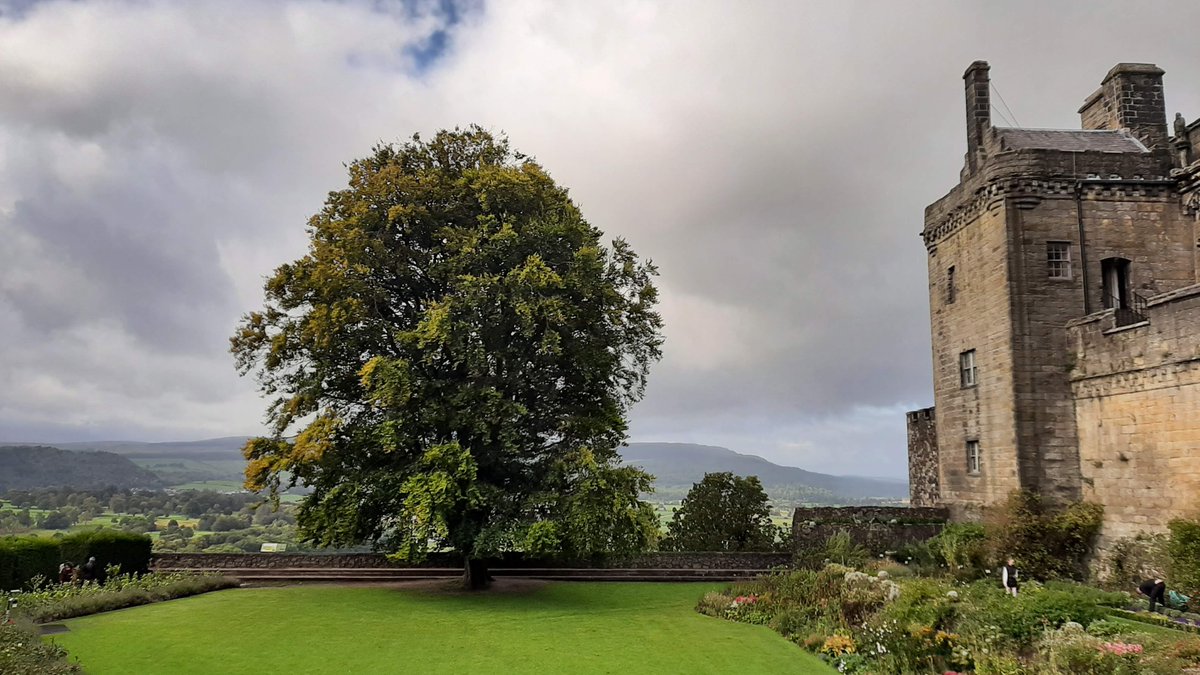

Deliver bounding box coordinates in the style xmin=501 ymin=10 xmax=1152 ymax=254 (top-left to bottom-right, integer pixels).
xmin=1139 ymin=578 xmax=1167 ymax=613
xmin=57 ymin=563 xmax=74 ymax=585
xmin=1001 ymin=558 xmax=1019 ymax=597
xmin=80 ymin=557 xmax=98 ymax=583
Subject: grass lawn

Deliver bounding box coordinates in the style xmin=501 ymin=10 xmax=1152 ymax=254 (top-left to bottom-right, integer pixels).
xmin=53 ymin=582 xmax=832 ymax=674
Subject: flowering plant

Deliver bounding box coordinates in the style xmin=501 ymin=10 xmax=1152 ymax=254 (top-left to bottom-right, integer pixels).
xmin=1099 ymin=641 xmax=1143 ymax=656
xmin=729 ymin=594 xmax=758 ymax=608
xmin=821 ymin=634 xmax=857 ymax=657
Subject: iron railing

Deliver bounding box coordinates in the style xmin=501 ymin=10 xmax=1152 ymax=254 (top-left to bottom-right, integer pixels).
xmin=1112 ymin=291 xmax=1149 ymax=327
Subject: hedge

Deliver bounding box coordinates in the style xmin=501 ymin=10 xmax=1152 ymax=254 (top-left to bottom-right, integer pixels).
xmin=0 ymin=537 xmax=60 ymax=590
xmin=59 ymin=530 xmax=152 ymax=578
xmin=0 ymin=531 xmax=152 ymax=590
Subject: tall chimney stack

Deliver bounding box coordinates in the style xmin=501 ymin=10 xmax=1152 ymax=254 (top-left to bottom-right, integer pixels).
xmin=964 ymin=61 xmax=991 ymax=174
xmin=1078 ymin=63 xmax=1168 ymax=151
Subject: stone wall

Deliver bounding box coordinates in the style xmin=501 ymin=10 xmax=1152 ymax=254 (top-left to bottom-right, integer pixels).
xmin=906 ymin=407 xmax=939 ymax=507
xmin=1067 ymin=284 xmax=1200 ymax=547
xmin=791 ymin=506 xmax=948 ymax=556
xmin=153 ymin=551 xmax=793 ymax=571
xmin=925 ymin=198 xmax=1022 ymax=512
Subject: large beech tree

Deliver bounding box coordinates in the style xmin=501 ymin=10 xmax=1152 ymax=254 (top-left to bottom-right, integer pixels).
xmin=231 ymin=128 xmax=663 ymax=588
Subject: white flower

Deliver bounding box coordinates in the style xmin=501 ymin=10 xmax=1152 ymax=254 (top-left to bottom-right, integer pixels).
xmin=946 ymin=590 xmax=959 ymax=600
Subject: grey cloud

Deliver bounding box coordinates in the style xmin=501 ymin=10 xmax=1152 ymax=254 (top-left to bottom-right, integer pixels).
xmin=2 ymin=1 xmax=1200 ymax=477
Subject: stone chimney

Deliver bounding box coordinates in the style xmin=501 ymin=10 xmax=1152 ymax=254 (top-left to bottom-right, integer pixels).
xmin=964 ymin=61 xmax=991 ymax=174
xmin=1078 ymin=63 xmax=1168 ymax=151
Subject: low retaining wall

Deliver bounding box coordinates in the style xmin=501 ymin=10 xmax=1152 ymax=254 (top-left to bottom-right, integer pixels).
xmin=791 ymin=506 xmax=948 ymax=556
xmin=153 ymin=551 xmax=792 ymax=571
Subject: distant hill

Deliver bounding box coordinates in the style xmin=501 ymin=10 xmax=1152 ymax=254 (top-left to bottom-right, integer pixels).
xmin=12 ymin=437 xmax=908 ymax=505
xmin=0 ymin=445 xmax=165 ymax=492
xmin=619 ymin=442 xmax=907 ymax=506
xmin=55 ymin=437 xmax=250 ymax=461
xmin=52 ymin=438 xmax=251 ymax=485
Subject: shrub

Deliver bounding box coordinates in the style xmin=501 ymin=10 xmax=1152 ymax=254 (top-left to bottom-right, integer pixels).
xmin=821 ymin=530 xmax=868 ymax=568
xmin=986 ymin=491 xmax=1103 ymax=581
xmin=695 ymin=591 xmax=732 ymax=618
xmin=1168 ymin=518 xmax=1200 ymax=595
xmin=0 ymin=618 xmax=79 ymax=674
xmin=958 ymin=580 xmax=1116 ymax=649
xmin=1039 ymin=624 xmax=1142 ymax=675
xmin=875 ymin=577 xmax=957 ymax=630
xmin=1103 ymin=532 xmax=1168 ymax=591
xmin=971 ymin=652 xmax=1026 ymax=675
xmin=890 ymin=539 xmax=942 ymax=575
xmin=1085 ymin=619 xmax=1125 ymax=638
xmin=930 ymin=523 xmax=988 ymax=580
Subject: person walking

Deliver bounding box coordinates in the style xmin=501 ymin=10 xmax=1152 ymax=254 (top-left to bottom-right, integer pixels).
xmin=57 ymin=562 xmax=74 ymax=585
xmin=1139 ymin=578 xmax=1168 ymax=613
xmin=1002 ymin=558 xmax=1019 ymax=597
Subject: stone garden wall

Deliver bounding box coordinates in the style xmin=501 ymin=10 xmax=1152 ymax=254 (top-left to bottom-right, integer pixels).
xmin=791 ymin=506 xmax=948 ymax=556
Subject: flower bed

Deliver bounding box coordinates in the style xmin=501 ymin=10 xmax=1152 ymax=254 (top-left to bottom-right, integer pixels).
xmin=1111 ymin=607 xmax=1200 ymax=635
xmin=15 ymin=569 xmax=238 ymax=623
xmin=697 ymin=564 xmax=1200 ymax=674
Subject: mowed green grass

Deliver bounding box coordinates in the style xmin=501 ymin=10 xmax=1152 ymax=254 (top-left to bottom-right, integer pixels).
xmin=54 ymin=582 xmax=831 ymax=674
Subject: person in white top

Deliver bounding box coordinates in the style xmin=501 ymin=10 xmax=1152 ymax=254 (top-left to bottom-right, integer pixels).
xmin=1002 ymin=558 xmax=1019 ymax=597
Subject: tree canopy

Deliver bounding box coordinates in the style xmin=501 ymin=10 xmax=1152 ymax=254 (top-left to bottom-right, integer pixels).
xmin=231 ymin=127 xmax=663 ymax=586
xmin=662 ymin=472 xmax=779 ymax=552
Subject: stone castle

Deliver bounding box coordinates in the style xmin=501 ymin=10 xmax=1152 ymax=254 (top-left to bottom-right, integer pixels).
xmin=907 ymin=61 xmax=1200 ymax=547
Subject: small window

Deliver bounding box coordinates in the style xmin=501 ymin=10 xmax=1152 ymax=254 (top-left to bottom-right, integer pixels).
xmin=966 ymin=440 xmax=982 ymax=475
xmin=946 ymin=266 xmax=956 ymax=304
xmin=959 ymin=350 xmax=977 ymax=388
xmin=1047 ymin=242 xmax=1072 ymax=279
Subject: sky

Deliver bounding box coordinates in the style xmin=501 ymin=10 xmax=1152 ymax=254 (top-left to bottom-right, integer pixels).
xmin=2 ymin=0 xmax=1199 ymax=479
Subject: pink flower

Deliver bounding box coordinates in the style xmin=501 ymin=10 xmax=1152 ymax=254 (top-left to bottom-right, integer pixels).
xmin=1099 ymin=642 xmax=1143 ymax=656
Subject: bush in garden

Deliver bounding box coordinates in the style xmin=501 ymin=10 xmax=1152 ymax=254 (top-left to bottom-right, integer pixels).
xmin=0 ymin=618 xmax=79 ymax=675
xmin=820 ymin=530 xmax=868 ymax=568
xmin=1167 ymin=518 xmax=1200 ymax=596
xmin=985 ymin=491 xmax=1103 ymax=581
xmin=929 ymin=523 xmax=988 ymax=580
xmin=1038 ymin=623 xmax=1143 ymax=675
xmin=889 ymin=539 xmax=943 ymax=575
xmin=956 ymin=580 xmax=1117 ymax=650
xmin=875 ymin=577 xmax=957 ymax=631
xmin=1103 ymin=532 xmax=1168 ymax=591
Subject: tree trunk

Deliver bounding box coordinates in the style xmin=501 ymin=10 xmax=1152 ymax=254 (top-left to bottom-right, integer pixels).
xmin=463 ymin=557 xmax=491 ymax=590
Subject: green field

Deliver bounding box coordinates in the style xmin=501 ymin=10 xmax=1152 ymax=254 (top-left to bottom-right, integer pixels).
xmin=53 ymin=583 xmax=831 ymax=674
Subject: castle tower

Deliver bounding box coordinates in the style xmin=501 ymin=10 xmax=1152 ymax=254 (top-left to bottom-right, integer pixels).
xmin=909 ymin=62 xmax=1196 ymax=518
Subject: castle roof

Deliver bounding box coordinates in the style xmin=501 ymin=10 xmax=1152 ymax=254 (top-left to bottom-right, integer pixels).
xmin=996 ymin=128 xmax=1148 ymax=153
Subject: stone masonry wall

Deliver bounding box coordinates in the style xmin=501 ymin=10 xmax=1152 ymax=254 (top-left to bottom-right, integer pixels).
xmin=926 ymin=201 xmax=1020 ymax=514
xmin=791 ymin=506 xmax=948 ymax=556
xmin=906 ymin=407 xmax=939 ymax=507
xmin=1067 ymin=284 xmax=1200 ymax=548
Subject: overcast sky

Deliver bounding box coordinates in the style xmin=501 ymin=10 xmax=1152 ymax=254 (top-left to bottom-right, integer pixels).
xmin=2 ymin=0 xmax=1199 ymax=478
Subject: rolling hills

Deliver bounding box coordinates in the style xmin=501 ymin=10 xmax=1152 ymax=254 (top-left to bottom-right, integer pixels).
xmin=619 ymin=442 xmax=907 ymax=505
xmin=23 ymin=437 xmax=906 ymax=505
xmin=0 ymin=445 xmax=165 ymax=491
